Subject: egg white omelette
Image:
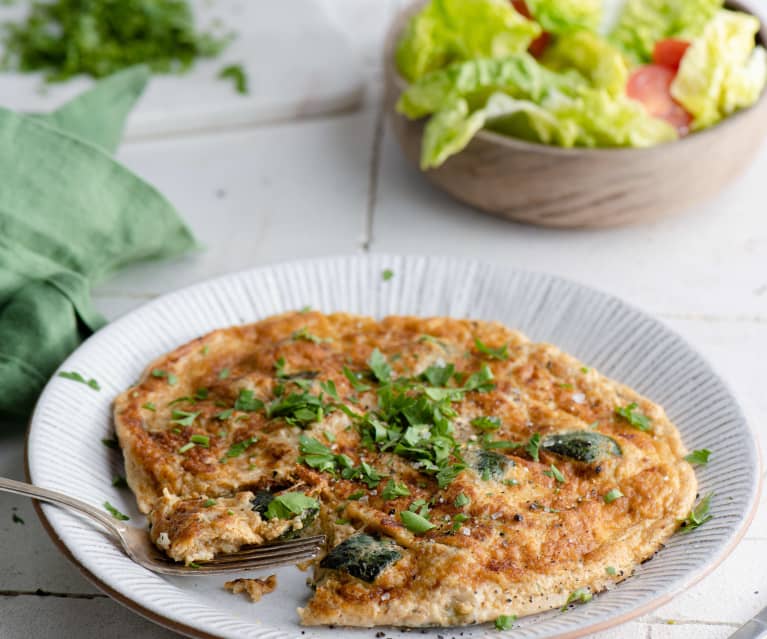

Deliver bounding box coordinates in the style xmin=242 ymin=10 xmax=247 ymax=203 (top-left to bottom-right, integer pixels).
xmin=113 ymin=311 xmax=697 ymax=627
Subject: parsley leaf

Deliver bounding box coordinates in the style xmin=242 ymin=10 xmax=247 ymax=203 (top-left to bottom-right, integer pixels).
xmin=495 ymin=614 xmax=517 ymax=630
xmin=471 ymin=415 xmax=501 ymax=431
xmin=685 ymin=449 xmax=711 ymax=466
xmin=526 ymin=433 xmax=542 ymax=462
xmin=152 ymin=369 xmax=178 ymax=385
xmin=264 ymin=492 xmax=319 ymax=520
xmin=604 ymin=488 xmax=623 ymax=503
xmin=221 ymin=436 xmax=257 ymax=461
xmin=454 ymin=492 xmax=470 ymax=507
xmin=292 ymin=327 xmax=329 ymax=344
xmin=103 ymin=501 xmax=129 ymax=521
xmin=170 ymin=409 xmax=200 ymax=427
xmin=218 ymin=63 xmax=249 ymax=95
xmin=544 ymin=464 xmax=565 ymax=483
xmin=368 ymin=349 xmax=392 ymax=383
xmin=190 ymin=434 xmax=210 ymax=447
xmin=142 ymin=402 xmax=156 ymax=411
xmin=234 ymin=389 xmax=264 ymax=412
xmin=267 ymin=390 xmax=328 ymax=427
xmin=382 ymin=268 xmax=394 ymax=281
xmin=343 ymin=366 xmax=371 ymax=392
xmin=615 ymin=402 xmax=652 ymax=431
xmin=381 ymin=479 xmax=411 ymax=500
xmin=400 ymin=510 xmax=434 ymax=534
xmin=112 ymin=475 xmax=128 ymax=488
xmin=679 ymin=492 xmax=713 ymax=534
xmin=561 ymin=587 xmax=592 ymax=611
xmin=58 ymin=370 xmax=100 ymax=391
xmin=463 ymin=364 xmax=495 ymax=392
xmin=474 ymin=338 xmax=509 ymax=361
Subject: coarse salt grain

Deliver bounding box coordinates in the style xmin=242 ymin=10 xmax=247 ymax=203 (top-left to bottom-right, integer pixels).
xmin=572 ymin=392 xmax=586 ymax=404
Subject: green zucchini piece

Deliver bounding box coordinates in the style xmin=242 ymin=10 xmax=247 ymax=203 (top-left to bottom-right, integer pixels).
xmin=541 ymin=431 xmax=621 ymax=463
xmin=319 ymin=534 xmax=402 ymax=583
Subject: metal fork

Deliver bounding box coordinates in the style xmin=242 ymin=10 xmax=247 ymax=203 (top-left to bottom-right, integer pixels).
xmin=0 ymin=477 xmax=325 ymax=575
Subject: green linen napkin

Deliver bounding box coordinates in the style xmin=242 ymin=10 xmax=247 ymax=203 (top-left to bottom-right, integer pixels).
xmin=0 ymin=66 xmax=197 ymax=424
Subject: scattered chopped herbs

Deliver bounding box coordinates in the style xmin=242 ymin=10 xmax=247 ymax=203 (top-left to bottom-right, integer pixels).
xmin=215 ymin=408 xmax=233 ymax=420
xmin=348 ymin=490 xmax=366 ymax=501
xmin=217 ymin=367 xmax=231 ymax=381
xmin=604 ymin=488 xmax=623 ymax=504
xmin=418 ymin=334 xmax=447 ymax=350
xmin=685 ymin=449 xmax=711 ymax=466
xmin=544 ymin=464 xmax=565 ymax=483
xmin=264 ymin=492 xmax=319 ymax=520
xmin=605 ymin=566 xmax=617 ymax=576
xmin=202 ymin=498 xmax=217 ymax=507
xmin=190 ymin=434 xmax=210 ymax=447
xmin=561 ymin=587 xmax=592 ymax=611
xmin=526 ymin=433 xmax=542 ymax=462
xmin=142 ymin=402 xmax=156 ymax=411
xmin=58 ymin=370 xmax=100 ymax=390
xmin=474 ymin=338 xmax=509 ymax=361
xmin=400 ymin=509 xmax=434 ymax=534
xmin=292 ymin=327 xmax=330 ymax=344
xmin=343 ymin=366 xmax=371 ymax=392
xmin=218 ymin=63 xmax=248 ymax=94
xmin=408 ymin=498 xmax=430 ymax=517
xmin=152 ymin=369 xmax=178 ymax=385
xmin=381 ymin=479 xmax=411 ymax=500
xmin=299 ymin=305 xmax=312 ymax=313
xmin=335 ymin=518 xmax=350 ymax=525
xmin=221 ymin=436 xmax=257 ymax=461
xmin=503 ymin=478 xmax=519 ymax=486
xmin=267 ymin=389 xmax=329 ymax=427
xmin=226 ymin=509 xmax=235 ymax=516
xmin=195 ymin=388 xmax=208 ymax=400
xmin=454 ymin=492 xmax=470 ymax=507
xmin=103 ymin=501 xmax=129 ymax=521
xmin=178 ymin=442 xmax=196 ymax=454
xmin=1 ymin=0 xmax=232 ymax=83
xmin=323 ymin=430 xmax=337 ymax=443
xmin=559 ymin=383 xmax=574 ymax=391
xmin=234 ymin=389 xmax=264 ymax=412
xmin=680 ymin=492 xmax=713 ymax=534
xmin=482 ymin=437 xmax=523 ymax=450
xmin=452 ymin=512 xmax=470 ymax=531
xmin=171 ymin=409 xmax=200 ymax=427
xmin=382 ymin=268 xmax=394 ymax=281
xmin=112 ymin=475 xmax=128 ymax=488
xmin=615 ymin=402 xmax=651 ymax=431
xmin=471 ymin=415 xmax=501 ymax=431
xmin=495 ymin=614 xmax=517 ymax=630
xmin=101 ymin=437 xmax=119 ymax=450
xmin=12 ymin=513 xmax=24 ymax=525
xmin=188 ymin=562 xmax=200 ymax=569
xmin=368 ymin=349 xmax=392 ymax=383
xmin=342 ymin=461 xmax=384 ymax=488
xmin=320 ymin=380 xmax=340 ymax=402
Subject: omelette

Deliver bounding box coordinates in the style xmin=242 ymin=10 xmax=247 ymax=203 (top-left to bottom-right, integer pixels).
xmin=113 ymin=311 xmax=698 ymax=627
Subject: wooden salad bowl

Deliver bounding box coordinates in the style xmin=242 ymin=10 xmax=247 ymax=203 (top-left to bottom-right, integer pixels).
xmin=383 ymin=0 xmax=767 ymax=228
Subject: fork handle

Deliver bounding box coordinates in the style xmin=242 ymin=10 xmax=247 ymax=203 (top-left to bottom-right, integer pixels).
xmin=0 ymin=476 xmax=126 ymax=538
xmin=728 ymin=607 xmax=767 ymax=638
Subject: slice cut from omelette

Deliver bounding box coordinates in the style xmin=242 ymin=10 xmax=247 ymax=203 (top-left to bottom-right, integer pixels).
xmin=113 ymin=311 xmax=697 ymax=627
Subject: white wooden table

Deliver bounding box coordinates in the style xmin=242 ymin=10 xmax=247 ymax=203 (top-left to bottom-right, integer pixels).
xmin=2 ymin=2 xmax=766 ymax=637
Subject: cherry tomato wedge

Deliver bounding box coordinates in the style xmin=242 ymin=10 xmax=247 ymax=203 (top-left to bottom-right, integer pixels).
xmin=626 ymin=64 xmax=693 ymax=134
xmin=511 ymin=0 xmax=551 ymax=58
xmin=652 ymin=38 xmax=691 ymax=70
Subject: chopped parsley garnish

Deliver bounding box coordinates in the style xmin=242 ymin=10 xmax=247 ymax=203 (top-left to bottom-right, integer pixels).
xmin=381 ymin=479 xmax=411 ymax=500
xmin=215 ymin=408 xmax=233 ymax=420
xmin=544 ymin=464 xmax=565 ymax=483
xmin=320 ymin=380 xmax=340 ymax=401
xmin=605 ymin=566 xmax=617 ymax=576
xmin=679 ymin=492 xmax=713 ymax=534
xmin=418 ymin=334 xmax=448 ymax=350
xmin=561 ymin=587 xmax=592 ymax=611
xmin=112 ymin=475 xmax=128 ymax=488
xmin=202 ymin=498 xmax=217 ymax=507
xmin=685 ymin=449 xmax=711 ymax=466
xmin=264 ymin=492 xmax=319 ymax=520
xmin=195 ymin=388 xmax=208 ymax=400
xmin=481 ymin=437 xmax=523 ymax=450
xmin=495 ymin=614 xmax=517 ymax=630
xmin=368 ymin=349 xmax=392 ymax=383
xmin=178 ymin=442 xmax=196 ymax=454
xmin=474 ymin=338 xmax=509 ymax=361
xmin=323 ymin=430 xmax=337 ymax=443
xmin=101 ymin=437 xmax=119 ymax=450
xmin=382 ymin=268 xmax=394 ymax=281
xmin=218 ymin=63 xmax=248 ymax=95
xmin=292 ymin=327 xmax=330 ymax=344
xmin=615 ymin=402 xmax=652 ymax=431
xmin=526 ymin=433 xmax=542 ymax=462
xmin=347 ymin=490 xmax=366 ymax=501
xmin=218 ymin=367 xmax=231 ymax=380
xmin=343 ymin=366 xmax=371 ymax=392
xmin=298 ymin=436 xmax=342 ymax=473
xmin=103 ymin=501 xmax=129 ymax=521
xmin=452 ymin=512 xmax=470 ymax=531
xmin=400 ymin=509 xmax=434 ymax=534
xmin=190 ymin=434 xmax=210 ymax=447
xmin=142 ymin=402 xmax=156 ymax=411
xmin=221 ymin=436 xmax=257 ymax=461
xmin=471 ymin=416 xmax=501 ymax=431
xmin=267 ymin=390 xmax=328 ymax=427
xmin=58 ymin=370 xmax=100 ymax=391
xmin=604 ymin=488 xmax=623 ymax=503
xmin=454 ymin=492 xmax=470 ymax=507
xmin=234 ymin=389 xmax=264 ymax=412
xmin=170 ymin=409 xmax=200 ymax=427
xmin=152 ymin=369 xmax=178 ymax=385
xmin=341 ymin=460 xmax=383 ymax=488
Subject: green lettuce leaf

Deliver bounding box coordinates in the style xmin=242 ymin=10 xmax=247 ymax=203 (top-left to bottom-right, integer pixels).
xmin=395 ymin=0 xmax=541 ymax=82
xmin=542 ymin=31 xmax=629 ymax=96
xmin=671 ymin=10 xmax=767 ymax=129
xmin=609 ymin=0 xmax=723 ymax=62
xmin=421 ymin=97 xmax=489 ymax=168
xmin=525 ymin=0 xmax=602 ymax=35
xmin=397 ymin=54 xmax=585 ymax=119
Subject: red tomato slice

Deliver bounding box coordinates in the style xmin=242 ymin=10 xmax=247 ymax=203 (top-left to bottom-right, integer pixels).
xmin=652 ymin=38 xmax=691 ymax=70
xmin=626 ymin=64 xmax=693 ymax=135
xmin=511 ymin=0 xmax=551 ymax=58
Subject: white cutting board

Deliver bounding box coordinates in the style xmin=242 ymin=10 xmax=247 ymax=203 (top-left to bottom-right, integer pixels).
xmin=0 ymin=0 xmax=364 ymax=138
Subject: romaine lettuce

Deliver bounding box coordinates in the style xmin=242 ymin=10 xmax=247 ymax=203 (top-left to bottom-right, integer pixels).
xmin=671 ymin=10 xmax=767 ymax=129
xmin=395 ymin=0 xmax=541 ymax=82
xmin=525 ymin=0 xmax=602 ymax=35
xmin=609 ymin=0 xmax=723 ymax=62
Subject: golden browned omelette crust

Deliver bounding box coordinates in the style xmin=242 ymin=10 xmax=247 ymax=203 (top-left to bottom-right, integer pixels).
xmin=113 ymin=311 xmax=697 ymax=628
xmin=225 ymin=575 xmax=277 ymax=602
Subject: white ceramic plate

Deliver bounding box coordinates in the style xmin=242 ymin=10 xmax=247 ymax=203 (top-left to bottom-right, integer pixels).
xmin=27 ymin=255 xmax=760 ymax=639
